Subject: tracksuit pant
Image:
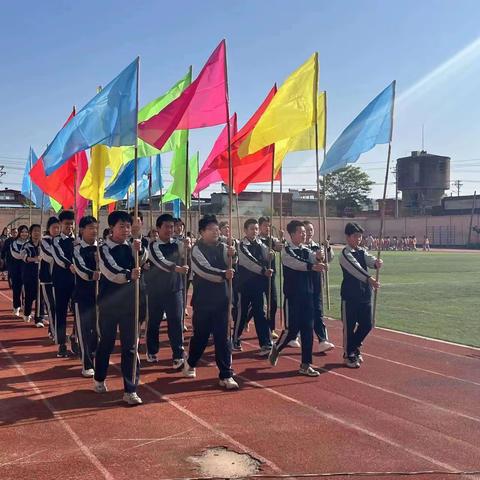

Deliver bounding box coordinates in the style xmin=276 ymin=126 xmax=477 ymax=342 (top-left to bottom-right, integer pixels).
xmin=41 ymin=283 xmax=56 ymax=340
xmin=275 ymin=295 xmax=314 ymax=365
xmin=95 ymin=286 xmax=140 ymax=393
xmin=9 ymin=266 xmax=22 ymax=310
xmin=146 ymin=289 xmax=184 ymax=360
xmin=53 ymin=278 xmax=74 ymax=346
xmin=74 ymin=300 xmax=98 ymax=371
xmin=313 ymin=287 xmax=329 ymax=342
xmin=341 ymin=300 xmax=373 ymax=358
xmin=233 ymin=285 xmax=272 ymax=348
xmin=263 ymin=275 xmax=278 ymax=332
xmin=187 ymin=306 xmax=233 ymax=380
xmin=23 ymin=277 xmax=44 ymax=320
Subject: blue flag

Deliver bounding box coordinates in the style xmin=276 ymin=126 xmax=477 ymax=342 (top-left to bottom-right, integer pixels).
xmin=22 ymin=148 xmax=51 ymax=211
xmin=104 ymin=156 xmax=150 ymax=200
xmin=42 ymin=58 xmax=139 ymax=175
xmin=320 ymin=82 xmax=395 ymax=175
xmin=126 ymin=155 xmax=163 ymax=207
xmin=172 ymin=199 xmax=181 ymax=218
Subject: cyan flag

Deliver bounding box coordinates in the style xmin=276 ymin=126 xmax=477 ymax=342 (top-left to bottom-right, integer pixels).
xmin=104 ymin=156 xmax=150 ymax=200
xmin=320 ymin=82 xmax=395 ymax=175
xmin=42 ymin=58 xmax=139 ymax=175
xmin=22 ymin=148 xmax=51 ymax=211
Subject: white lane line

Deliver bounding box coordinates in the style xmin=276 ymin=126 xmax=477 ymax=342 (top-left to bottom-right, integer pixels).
xmin=109 ymin=364 xmax=283 ymax=474
xmin=0 ymin=343 xmax=115 ymax=480
xmin=242 ymin=339 xmax=480 ymax=424
xmin=236 ymin=373 xmax=459 ymax=473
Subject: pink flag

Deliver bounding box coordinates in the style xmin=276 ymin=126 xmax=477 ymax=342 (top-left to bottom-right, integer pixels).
xmin=138 ymin=40 xmax=228 ymax=150
xmin=194 ymin=114 xmax=237 ymax=195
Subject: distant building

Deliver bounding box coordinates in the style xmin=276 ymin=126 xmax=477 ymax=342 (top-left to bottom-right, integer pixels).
xmin=0 ymin=189 xmax=27 ymax=208
xmin=397 ymin=150 xmax=450 ymax=215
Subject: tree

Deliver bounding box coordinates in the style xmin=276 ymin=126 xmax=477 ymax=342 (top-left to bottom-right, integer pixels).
xmin=322 ymin=166 xmax=374 ymax=217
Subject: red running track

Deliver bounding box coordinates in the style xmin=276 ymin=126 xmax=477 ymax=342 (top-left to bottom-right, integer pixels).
xmin=1 ymin=282 xmax=480 ymax=480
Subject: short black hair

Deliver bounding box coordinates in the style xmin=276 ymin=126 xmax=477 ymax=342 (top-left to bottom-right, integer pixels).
xmin=46 ymin=216 xmax=59 ymax=230
xmin=79 ymin=216 xmax=97 ymax=229
xmin=199 ymin=214 xmax=218 ymax=232
xmin=286 ymin=220 xmax=304 ymax=235
xmin=58 ymin=210 xmax=74 ymax=222
xmin=258 ymin=216 xmax=270 ymax=226
xmin=102 ymin=228 xmax=110 ymax=239
xmin=29 ymin=224 xmax=41 ymax=235
xmin=129 ymin=210 xmax=143 ymax=222
xmin=345 ymin=222 xmax=364 ymax=236
xmin=108 ymin=210 xmax=132 ymax=227
xmin=219 ymin=221 xmax=229 ymax=229
xmin=174 ymin=218 xmax=184 ymax=226
xmin=303 ymin=220 xmax=314 ymax=227
xmin=156 ymin=213 xmax=175 ymax=228
xmin=244 ymin=218 xmax=258 ymax=230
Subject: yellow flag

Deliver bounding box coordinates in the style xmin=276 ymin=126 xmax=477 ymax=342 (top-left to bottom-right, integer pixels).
xmin=274 ymin=92 xmax=326 ymax=171
xmin=239 ymin=53 xmax=318 ymax=159
xmin=79 ymin=145 xmax=123 ymax=218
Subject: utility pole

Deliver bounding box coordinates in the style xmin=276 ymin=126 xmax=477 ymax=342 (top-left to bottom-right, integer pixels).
xmin=452 ymin=180 xmax=463 ymax=197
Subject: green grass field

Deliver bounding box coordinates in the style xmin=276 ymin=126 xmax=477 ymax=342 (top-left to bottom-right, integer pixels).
xmin=322 ymin=250 xmax=480 ymax=348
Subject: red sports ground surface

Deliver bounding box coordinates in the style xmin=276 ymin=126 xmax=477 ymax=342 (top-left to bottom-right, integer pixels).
xmin=1 ymin=282 xmax=479 ymax=480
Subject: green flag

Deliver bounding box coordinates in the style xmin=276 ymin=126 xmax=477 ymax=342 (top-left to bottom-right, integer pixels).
xmin=163 ymin=149 xmax=199 ymax=207
xmin=50 ymin=197 xmax=62 ymax=213
xmin=121 ymin=69 xmax=192 ymax=161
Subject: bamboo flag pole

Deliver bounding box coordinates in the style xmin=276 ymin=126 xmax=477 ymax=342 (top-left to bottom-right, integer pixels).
xmin=278 ymin=170 xmax=284 ymax=329
xmin=35 ymin=193 xmax=45 ymax=319
xmin=132 ymin=57 xmax=141 ymax=384
xmin=223 ymin=40 xmax=234 ymax=338
xmin=28 ymin=151 xmax=33 ymax=226
xmin=267 ymin=147 xmax=275 ymax=332
xmin=148 ymin=156 xmax=154 ymax=230
xmin=372 ymin=80 xmax=396 ymax=327
xmin=321 ymin=92 xmax=331 ymax=309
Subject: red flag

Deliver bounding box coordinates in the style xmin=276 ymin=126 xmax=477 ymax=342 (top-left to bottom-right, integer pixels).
xmin=138 ymin=40 xmax=227 ymax=150
xmin=194 ymin=114 xmax=237 ymax=195
xmin=30 ymin=110 xmax=89 ymax=212
xmin=210 ymin=86 xmax=281 ymax=193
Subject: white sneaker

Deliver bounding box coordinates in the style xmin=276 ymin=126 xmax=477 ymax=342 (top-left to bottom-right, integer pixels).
xmin=299 ymin=364 xmax=320 ymax=377
xmin=93 ymin=380 xmax=108 ymax=393
xmin=288 ymin=339 xmax=301 ymax=348
xmin=82 ymin=368 xmax=95 ymax=378
xmin=146 ymin=353 xmax=158 ymax=363
xmin=318 ymin=341 xmax=335 ymax=353
xmin=23 ymin=315 xmax=31 ymax=323
xmin=35 ymin=321 xmax=45 ymax=328
xmin=13 ymin=308 xmax=20 ymax=317
xmin=173 ymin=358 xmax=185 ymax=370
xmin=344 ymin=356 xmax=361 ymax=369
xmin=123 ymin=392 xmax=143 ymax=405
xmin=219 ymin=377 xmax=239 ymax=390
xmin=183 ymin=361 xmax=196 ymax=378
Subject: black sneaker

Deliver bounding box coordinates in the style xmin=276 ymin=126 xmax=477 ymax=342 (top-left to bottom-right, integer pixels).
xmin=69 ymin=334 xmax=79 ymax=356
xmin=57 ymin=344 xmax=68 ymax=358
xmin=232 ymin=341 xmax=243 ymax=352
xmin=268 ymin=344 xmax=279 ymax=366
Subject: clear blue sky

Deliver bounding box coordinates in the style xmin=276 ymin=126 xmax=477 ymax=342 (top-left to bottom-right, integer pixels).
xmin=1 ymin=0 xmax=480 ymax=198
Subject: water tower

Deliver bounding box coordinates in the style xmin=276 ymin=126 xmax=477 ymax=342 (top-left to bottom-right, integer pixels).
xmin=397 ymin=150 xmax=450 ymax=215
